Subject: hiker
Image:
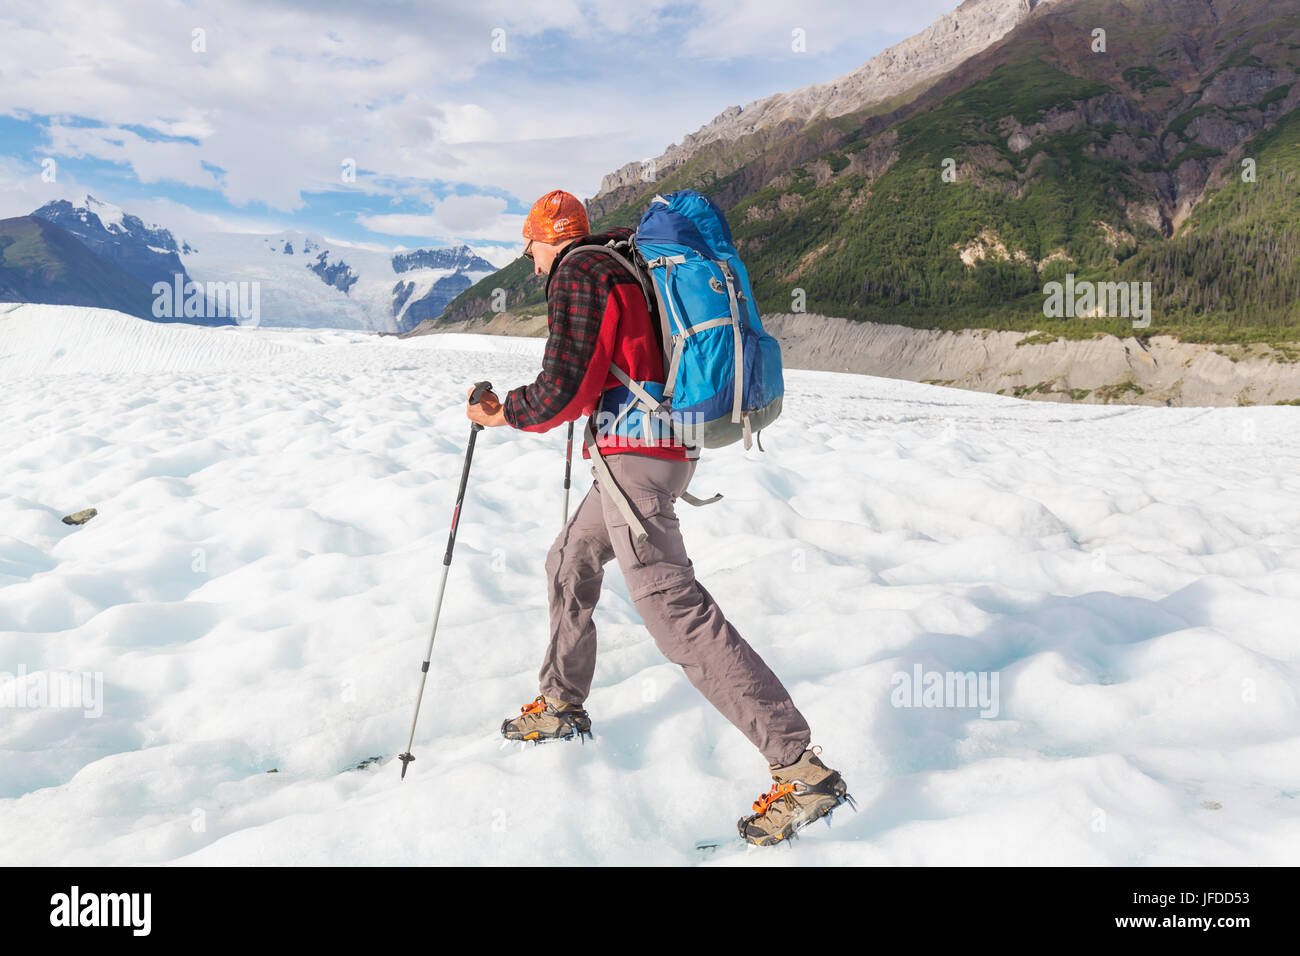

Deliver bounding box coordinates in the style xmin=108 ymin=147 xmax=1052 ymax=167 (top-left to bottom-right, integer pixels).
xmin=465 ymin=188 xmax=850 ymax=844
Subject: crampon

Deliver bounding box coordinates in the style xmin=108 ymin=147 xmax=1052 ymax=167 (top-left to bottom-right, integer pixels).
xmin=736 ymin=747 xmax=856 ymax=846
xmin=499 ymin=695 xmax=593 ymax=746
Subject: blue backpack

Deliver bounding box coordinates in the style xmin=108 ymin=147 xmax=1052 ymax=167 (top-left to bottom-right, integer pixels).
xmin=568 ymin=190 xmax=785 ymax=537
xmin=572 ymin=190 xmax=784 ymax=452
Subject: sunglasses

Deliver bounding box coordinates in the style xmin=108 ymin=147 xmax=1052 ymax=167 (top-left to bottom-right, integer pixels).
xmin=523 ymin=240 xmax=535 ymax=261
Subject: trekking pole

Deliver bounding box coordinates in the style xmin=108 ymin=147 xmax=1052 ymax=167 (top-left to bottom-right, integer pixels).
xmin=398 ymin=380 xmax=494 ymax=780
xmin=562 ymin=421 xmax=574 ymax=524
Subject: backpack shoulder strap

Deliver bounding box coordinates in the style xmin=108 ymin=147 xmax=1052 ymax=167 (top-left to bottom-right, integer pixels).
xmin=567 ymin=241 xmax=670 ymax=370
xmin=565 ymin=243 xmax=652 ymax=320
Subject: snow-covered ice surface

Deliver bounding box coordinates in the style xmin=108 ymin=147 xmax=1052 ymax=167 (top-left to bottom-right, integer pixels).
xmin=2 ymin=304 xmax=1298 ymax=866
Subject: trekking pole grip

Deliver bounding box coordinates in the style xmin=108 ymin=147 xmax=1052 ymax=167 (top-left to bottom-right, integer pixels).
xmin=468 ymin=380 xmax=494 ymax=432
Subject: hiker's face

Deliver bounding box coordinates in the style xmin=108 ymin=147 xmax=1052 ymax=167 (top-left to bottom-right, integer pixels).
xmin=527 ymin=239 xmax=571 ymax=276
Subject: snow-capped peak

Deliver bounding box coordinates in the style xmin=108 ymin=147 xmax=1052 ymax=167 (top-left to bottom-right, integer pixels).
xmin=77 ymin=194 xmax=129 ymax=234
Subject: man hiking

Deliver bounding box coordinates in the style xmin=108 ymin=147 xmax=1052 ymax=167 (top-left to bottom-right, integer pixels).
xmin=465 ymin=189 xmax=851 ymax=845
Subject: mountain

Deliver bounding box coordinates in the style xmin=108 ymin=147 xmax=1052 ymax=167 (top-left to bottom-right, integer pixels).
xmin=21 ymin=195 xmax=501 ymax=331
xmin=391 ymin=246 xmax=497 ymax=327
xmin=182 ymin=233 xmax=499 ymax=331
xmin=306 ymin=246 xmax=360 ymax=294
xmin=392 ymin=246 xmax=496 ymax=273
xmin=596 ymin=0 xmax=1053 ymax=200
xmin=0 ymin=216 xmax=157 ymax=318
xmin=444 ymin=0 xmax=1300 ymax=344
xmin=32 ymin=194 xmax=193 ymax=291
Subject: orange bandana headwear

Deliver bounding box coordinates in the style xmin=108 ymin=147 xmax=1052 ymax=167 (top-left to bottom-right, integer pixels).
xmin=522 ymin=190 xmax=589 ymax=244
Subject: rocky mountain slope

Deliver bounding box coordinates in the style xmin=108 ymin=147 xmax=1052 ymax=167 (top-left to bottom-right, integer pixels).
xmin=443 ymin=0 xmax=1300 ymax=352
xmin=32 ymin=194 xmax=192 ymax=291
xmin=761 ymin=311 xmax=1300 ymax=406
xmin=391 ymin=245 xmax=496 ymax=328
xmin=597 ymin=0 xmax=1055 ymax=199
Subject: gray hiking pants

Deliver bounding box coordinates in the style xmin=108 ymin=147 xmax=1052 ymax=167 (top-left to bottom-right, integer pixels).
xmin=538 ymin=450 xmax=811 ymax=767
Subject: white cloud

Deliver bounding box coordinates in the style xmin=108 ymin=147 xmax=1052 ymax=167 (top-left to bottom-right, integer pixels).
xmin=0 ymin=0 xmax=962 ymax=217
xmin=431 ymin=194 xmax=509 ymax=232
xmin=433 ymin=104 xmax=500 ymax=145
xmin=355 ymin=213 xmax=440 ymax=237
xmin=45 ymin=124 xmax=219 ymax=191
xmin=0 ymin=155 xmax=64 ymax=219
xmin=124 ymin=198 xmax=288 ymax=239
xmin=146 ymin=117 xmax=216 ymax=140
xmin=358 ymin=194 xmax=526 ymax=244
xmin=0 ymin=163 xmax=278 ymax=240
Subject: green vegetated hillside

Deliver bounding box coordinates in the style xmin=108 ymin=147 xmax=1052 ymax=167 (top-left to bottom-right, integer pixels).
xmin=1122 ymin=106 xmax=1300 ymax=341
xmin=0 ymin=216 xmax=156 ymax=319
xmin=439 ymin=0 xmax=1300 ymax=344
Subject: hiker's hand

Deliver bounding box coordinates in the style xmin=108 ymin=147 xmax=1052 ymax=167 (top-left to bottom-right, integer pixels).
xmin=466 ymin=386 xmax=507 ymax=427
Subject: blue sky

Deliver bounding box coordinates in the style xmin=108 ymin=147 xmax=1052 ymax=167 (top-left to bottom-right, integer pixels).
xmin=0 ymin=0 xmax=954 ymax=254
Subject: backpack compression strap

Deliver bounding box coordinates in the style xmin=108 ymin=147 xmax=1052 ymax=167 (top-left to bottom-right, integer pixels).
xmin=717 ymin=261 xmax=746 ymax=430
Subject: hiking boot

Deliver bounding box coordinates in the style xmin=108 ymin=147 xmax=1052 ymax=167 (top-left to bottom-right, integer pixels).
xmin=737 ymin=747 xmax=853 ymax=846
xmin=500 ymin=695 xmax=592 ymax=743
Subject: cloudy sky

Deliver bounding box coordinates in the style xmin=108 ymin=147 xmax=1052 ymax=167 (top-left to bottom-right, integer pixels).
xmin=0 ymin=0 xmax=953 ymax=254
